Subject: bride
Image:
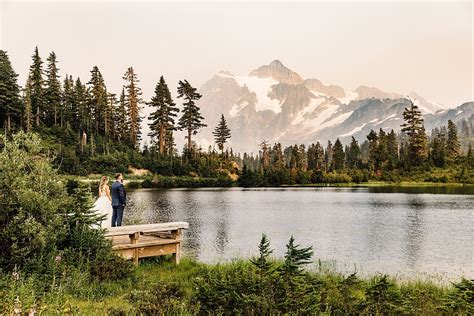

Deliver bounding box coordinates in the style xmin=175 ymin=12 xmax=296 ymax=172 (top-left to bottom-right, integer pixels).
xmin=92 ymin=176 xmax=113 ymax=228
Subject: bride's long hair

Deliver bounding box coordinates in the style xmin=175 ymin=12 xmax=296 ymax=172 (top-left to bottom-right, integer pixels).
xmin=99 ymin=176 xmax=109 ymax=194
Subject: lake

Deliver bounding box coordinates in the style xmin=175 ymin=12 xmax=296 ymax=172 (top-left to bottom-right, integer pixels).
xmin=124 ymin=186 xmax=474 ymax=281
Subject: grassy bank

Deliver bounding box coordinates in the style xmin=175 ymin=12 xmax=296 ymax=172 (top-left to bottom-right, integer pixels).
xmin=2 ymin=257 xmax=473 ymax=315
xmin=69 ymin=174 xmax=474 ymax=190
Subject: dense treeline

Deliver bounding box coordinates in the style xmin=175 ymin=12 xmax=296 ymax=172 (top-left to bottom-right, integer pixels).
xmin=0 ymin=47 xmax=235 ymax=176
xmin=237 ymin=102 xmax=473 ymax=186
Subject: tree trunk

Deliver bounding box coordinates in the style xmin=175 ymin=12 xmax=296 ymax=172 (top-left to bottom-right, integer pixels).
xmin=187 ymin=129 xmax=192 ymax=152
xmin=36 ymin=107 xmax=40 ymax=126
xmin=159 ymin=124 xmax=165 ymax=155
xmin=6 ymin=114 xmax=11 ymax=132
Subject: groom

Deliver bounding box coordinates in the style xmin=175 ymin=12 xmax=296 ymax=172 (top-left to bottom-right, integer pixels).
xmin=111 ymin=173 xmax=126 ymax=227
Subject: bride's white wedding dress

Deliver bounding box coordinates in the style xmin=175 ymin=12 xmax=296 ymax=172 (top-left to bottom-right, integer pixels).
xmin=92 ymin=188 xmax=113 ymax=228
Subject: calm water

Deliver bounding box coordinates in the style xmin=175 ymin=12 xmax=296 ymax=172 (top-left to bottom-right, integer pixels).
xmin=124 ymin=187 xmax=474 ymax=281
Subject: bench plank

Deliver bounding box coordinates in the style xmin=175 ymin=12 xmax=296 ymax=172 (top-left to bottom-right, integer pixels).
xmin=104 ymin=221 xmax=189 ymax=237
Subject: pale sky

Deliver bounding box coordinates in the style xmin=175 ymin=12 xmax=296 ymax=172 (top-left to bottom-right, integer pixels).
xmin=1 ymin=0 xmax=473 ymax=109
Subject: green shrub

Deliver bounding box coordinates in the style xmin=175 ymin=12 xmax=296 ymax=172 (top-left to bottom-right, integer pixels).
xmin=442 ymin=278 xmax=474 ymax=314
xmin=323 ymin=171 xmax=352 ymax=183
xmin=141 ymin=178 xmax=153 ymax=188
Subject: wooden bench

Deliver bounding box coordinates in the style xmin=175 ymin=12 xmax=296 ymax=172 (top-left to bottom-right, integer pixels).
xmin=104 ymin=222 xmax=189 ymax=265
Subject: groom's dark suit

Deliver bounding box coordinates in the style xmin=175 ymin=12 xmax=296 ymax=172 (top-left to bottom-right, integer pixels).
xmin=111 ymin=180 xmax=126 ymax=227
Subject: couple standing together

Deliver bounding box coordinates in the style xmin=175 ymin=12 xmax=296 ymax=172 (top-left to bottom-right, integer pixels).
xmin=93 ymin=173 xmax=127 ymax=228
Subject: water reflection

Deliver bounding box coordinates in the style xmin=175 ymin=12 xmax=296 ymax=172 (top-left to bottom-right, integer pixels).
xmin=212 ymin=193 xmax=230 ymax=255
xmin=124 ymin=187 xmax=474 ymax=280
xmin=180 ymin=191 xmax=203 ymax=259
xmin=404 ymin=195 xmax=426 ymax=269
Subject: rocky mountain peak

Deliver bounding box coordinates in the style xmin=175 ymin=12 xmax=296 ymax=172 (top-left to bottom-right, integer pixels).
xmin=249 ymin=60 xmax=304 ymax=85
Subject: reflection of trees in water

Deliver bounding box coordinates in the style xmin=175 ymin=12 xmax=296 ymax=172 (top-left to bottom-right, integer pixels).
xmin=404 ymin=195 xmax=426 ymax=269
xmin=213 ymin=195 xmax=230 ymax=255
xmin=179 ymin=191 xmax=203 ymax=260
xmin=151 ymin=190 xmax=174 ymax=223
xmin=126 ymin=190 xmax=174 ymax=224
xmin=366 ymin=196 xmax=395 ymax=257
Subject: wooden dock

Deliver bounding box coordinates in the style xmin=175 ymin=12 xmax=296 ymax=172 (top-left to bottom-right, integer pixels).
xmin=104 ymin=222 xmax=189 ymax=265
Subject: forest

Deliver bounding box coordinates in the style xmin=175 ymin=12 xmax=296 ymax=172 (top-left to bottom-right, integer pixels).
xmin=0 ymin=47 xmax=473 ymax=186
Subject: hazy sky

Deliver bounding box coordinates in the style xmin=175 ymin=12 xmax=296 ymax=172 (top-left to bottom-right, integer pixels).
xmin=1 ymin=0 xmax=472 ymax=109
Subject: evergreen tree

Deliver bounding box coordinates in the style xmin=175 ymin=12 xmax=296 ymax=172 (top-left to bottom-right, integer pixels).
xmin=325 ymin=140 xmax=333 ymax=171
xmin=88 ymin=66 xmax=108 ymax=135
xmin=164 ymin=129 xmax=177 ymax=156
xmin=0 ymin=50 xmax=21 ymax=132
xmin=213 ymin=114 xmax=231 ymax=155
xmin=378 ymin=129 xmax=388 ymax=170
xmin=259 ymin=140 xmax=270 ymax=170
xmin=332 ymin=138 xmax=345 ymax=171
xmin=61 ymin=75 xmax=74 ymax=128
xmin=123 ymin=67 xmax=143 ymax=149
xmin=27 ymin=46 xmax=45 ymax=127
xmin=280 ymin=236 xmax=313 ymax=279
xmin=271 ymin=143 xmax=285 ymax=171
xmin=44 ymin=51 xmax=61 ymax=125
xmin=447 ymin=119 xmax=460 ymax=160
xmin=314 ymin=142 xmax=325 ymax=171
xmin=367 ymin=130 xmax=379 ymax=172
xmin=430 ymin=131 xmax=447 ymax=167
xmin=74 ymin=78 xmax=88 ymax=133
xmin=177 ymin=79 xmax=206 ymax=151
xmin=116 ymin=88 xmax=129 ymax=143
xmin=346 ymin=136 xmax=361 ymax=168
xmin=250 ymin=234 xmax=274 ymax=274
xmin=401 ymin=99 xmax=428 ymax=164
xmin=22 ymin=78 xmax=33 ymax=133
xmin=105 ymin=92 xmax=117 ymax=138
xmin=307 ymin=144 xmax=317 ymax=170
xmin=147 ymin=76 xmax=179 ymax=154
xmin=386 ymin=130 xmax=399 ymax=169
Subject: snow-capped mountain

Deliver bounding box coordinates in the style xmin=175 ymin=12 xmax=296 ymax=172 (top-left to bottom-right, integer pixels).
xmin=196 ymin=60 xmax=472 ymax=153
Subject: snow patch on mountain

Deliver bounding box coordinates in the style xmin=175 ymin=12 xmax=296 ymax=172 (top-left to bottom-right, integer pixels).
xmin=234 ymin=76 xmax=282 ymax=113
xmin=340 ymin=123 xmax=368 ymax=137
xmin=338 ymin=91 xmax=358 ymax=104
xmin=229 ymin=101 xmax=249 ymax=118
xmin=375 ymin=114 xmax=397 ymax=125
xmin=292 ymin=97 xmax=326 ymax=125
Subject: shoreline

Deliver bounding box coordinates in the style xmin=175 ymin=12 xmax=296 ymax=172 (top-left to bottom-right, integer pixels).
xmin=66 ymin=175 xmax=474 ymax=189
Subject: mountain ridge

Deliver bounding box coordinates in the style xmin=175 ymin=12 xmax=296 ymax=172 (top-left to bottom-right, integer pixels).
xmin=196 ymin=60 xmax=473 ymax=153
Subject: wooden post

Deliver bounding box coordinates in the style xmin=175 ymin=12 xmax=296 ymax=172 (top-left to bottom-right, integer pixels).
xmin=129 ymin=232 xmax=140 ymax=265
xmin=171 ymin=229 xmax=182 ymax=264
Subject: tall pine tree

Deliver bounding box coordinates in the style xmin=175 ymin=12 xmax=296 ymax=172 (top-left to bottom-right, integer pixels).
xmin=332 ymin=138 xmax=345 ymax=171
xmin=87 ymin=66 xmax=108 ymax=135
xmin=177 ymin=80 xmax=206 ymax=151
xmin=116 ymin=88 xmax=129 ymax=143
xmin=44 ymin=51 xmax=61 ymax=126
xmin=401 ymin=99 xmax=428 ymax=164
xmin=346 ymin=136 xmax=361 ymax=168
xmin=27 ymin=46 xmax=45 ymax=127
xmin=123 ymin=67 xmax=143 ymax=149
xmin=212 ymin=114 xmax=231 ymax=155
xmin=0 ymin=50 xmax=21 ymax=132
xmin=23 ymin=78 xmax=33 ymax=132
xmin=447 ymin=119 xmax=460 ymax=160
xmin=148 ymin=76 xmax=179 ymax=154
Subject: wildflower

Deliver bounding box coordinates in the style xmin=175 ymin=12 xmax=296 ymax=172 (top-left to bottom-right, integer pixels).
xmin=55 ymin=255 xmax=62 ymax=263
